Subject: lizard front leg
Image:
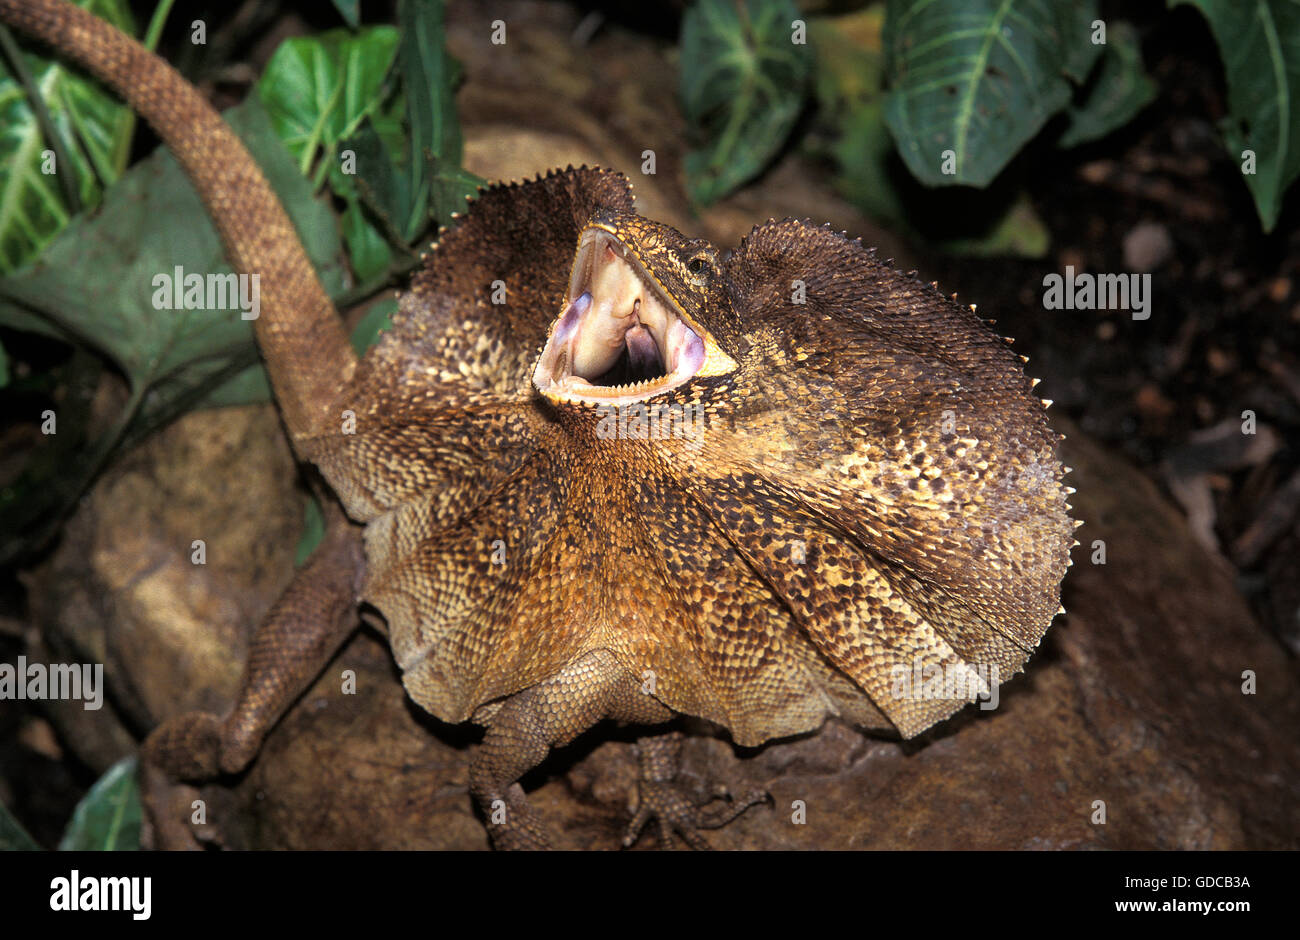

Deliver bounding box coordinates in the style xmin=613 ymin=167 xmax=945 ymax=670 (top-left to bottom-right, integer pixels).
xmin=470 ymin=648 xmax=674 ymax=849
xmin=470 ymin=649 xmax=768 ymax=849
xmin=140 ymin=502 xmax=364 ymax=848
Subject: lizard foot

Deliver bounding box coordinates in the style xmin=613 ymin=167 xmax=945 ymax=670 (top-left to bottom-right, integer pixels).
xmin=138 ymin=711 xmax=226 ymax=850
xmin=622 ymin=731 xmax=770 ymax=849
xmin=481 ymin=783 xmax=557 ymax=850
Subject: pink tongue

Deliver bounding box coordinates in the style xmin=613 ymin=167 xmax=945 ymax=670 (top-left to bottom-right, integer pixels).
xmin=625 ymin=324 xmax=660 ymax=374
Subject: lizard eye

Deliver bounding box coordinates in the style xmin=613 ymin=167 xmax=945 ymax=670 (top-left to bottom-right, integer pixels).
xmin=685 ymin=250 xmax=716 ymax=287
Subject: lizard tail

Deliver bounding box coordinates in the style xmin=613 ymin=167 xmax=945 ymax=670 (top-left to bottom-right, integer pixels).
xmin=0 ymin=0 xmax=356 ymax=444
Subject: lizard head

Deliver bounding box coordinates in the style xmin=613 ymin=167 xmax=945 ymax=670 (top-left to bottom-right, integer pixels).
xmin=532 ymin=208 xmax=739 ymax=407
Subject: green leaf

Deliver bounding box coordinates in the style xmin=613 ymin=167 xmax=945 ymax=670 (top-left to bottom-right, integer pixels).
xmin=58 ymin=757 xmax=141 ymax=851
xmin=0 ymin=337 xmax=8 ymax=387
xmin=194 ymin=360 xmax=271 ymax=409
xmin=370 ymin=85 xmax=411 ymax=164
xmin=0 ymin=797 xmax=41 ymax=850
xmin=936 ymin=189 xmax=1050 ymax=256
xmin=829 ymin=99 xmax=908 ymax=225
xmin=341 ymin=198 xmax=393 ymax=283
xmin=336 ymin=117 xmax=413 ymax=249
xmin=295 ymin=493 xmax=325 ymax=566
xmin=308 ymin=2 xmax=475 ymax=270
xmin=257 ymin=26 xmax=400 ymax=181
xmin=0 ymin=0 xmax=136 ymax=273
xmin=680 ymin=0 xmax=812 ymax=205
xmin=329 ymin=0 xmax=478 ymax=265
xmin=350 ymin=294 xmax=399 ymax=354
xmin=398 ymin=0 xmax=476 ymax=231
xmin=1059 ymin=21 xmax=1157 ymax=147
xmin=0 ymin=97 xmax=343 ymax=403
xmin=883 ymin=0 xmax=1101 ymax=186
xmin=1170 ymin=0 xmax=1300 ymax=231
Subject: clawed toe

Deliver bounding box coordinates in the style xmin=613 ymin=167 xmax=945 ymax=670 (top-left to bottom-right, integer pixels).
xmin=623 ymin=733 xmax=770 ymax=849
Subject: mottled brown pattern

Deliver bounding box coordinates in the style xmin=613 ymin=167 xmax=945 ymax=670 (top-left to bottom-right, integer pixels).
xmin=306 ymin=168 xmax=1075 ymax=746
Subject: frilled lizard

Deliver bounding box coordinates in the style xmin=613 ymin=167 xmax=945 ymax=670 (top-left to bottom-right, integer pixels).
xmin=4 ymin=0 xmax=1075 ymax=849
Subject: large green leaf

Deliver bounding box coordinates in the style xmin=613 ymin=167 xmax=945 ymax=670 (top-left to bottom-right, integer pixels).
xmin=257 ymin=26 xmax=400 ymax=181
xmin=58 ymin=757 xmax=141 ymax=851
xmin=0 ymin=0 xmax=135 ymax=273
xmin=0 ymin=98 xmax=343 ymax=397
xmin=883 ymin=0 xmax=1100 ymax=186
xmin=0 ymin=98 xmax=345 ymax=561
xmin=1171 ymin=0 xmax=1300 ymax=231
xmin=1059 ymin=20 xmax=1157 ymax=147
xmin=680 ymin=0 xmax=812 ymax=205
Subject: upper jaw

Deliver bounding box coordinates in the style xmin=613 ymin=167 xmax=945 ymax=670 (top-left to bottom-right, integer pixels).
xmin=532 ymin=227 xmax=736 ymax=407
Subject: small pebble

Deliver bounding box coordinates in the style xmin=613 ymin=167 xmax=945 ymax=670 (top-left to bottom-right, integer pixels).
xmin=1123 ymin=222 xmax=1173 ymax=272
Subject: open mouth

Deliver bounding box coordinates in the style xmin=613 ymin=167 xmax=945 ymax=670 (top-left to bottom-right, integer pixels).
xmin=532 ymin=227 xmax=735 ymax=406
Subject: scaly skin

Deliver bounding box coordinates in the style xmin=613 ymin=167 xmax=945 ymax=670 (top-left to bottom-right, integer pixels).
xmin=303 ymin=168 xmax=1075 ymax=845
xmin=4 ymin=1 xmax=1074 ymax=849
